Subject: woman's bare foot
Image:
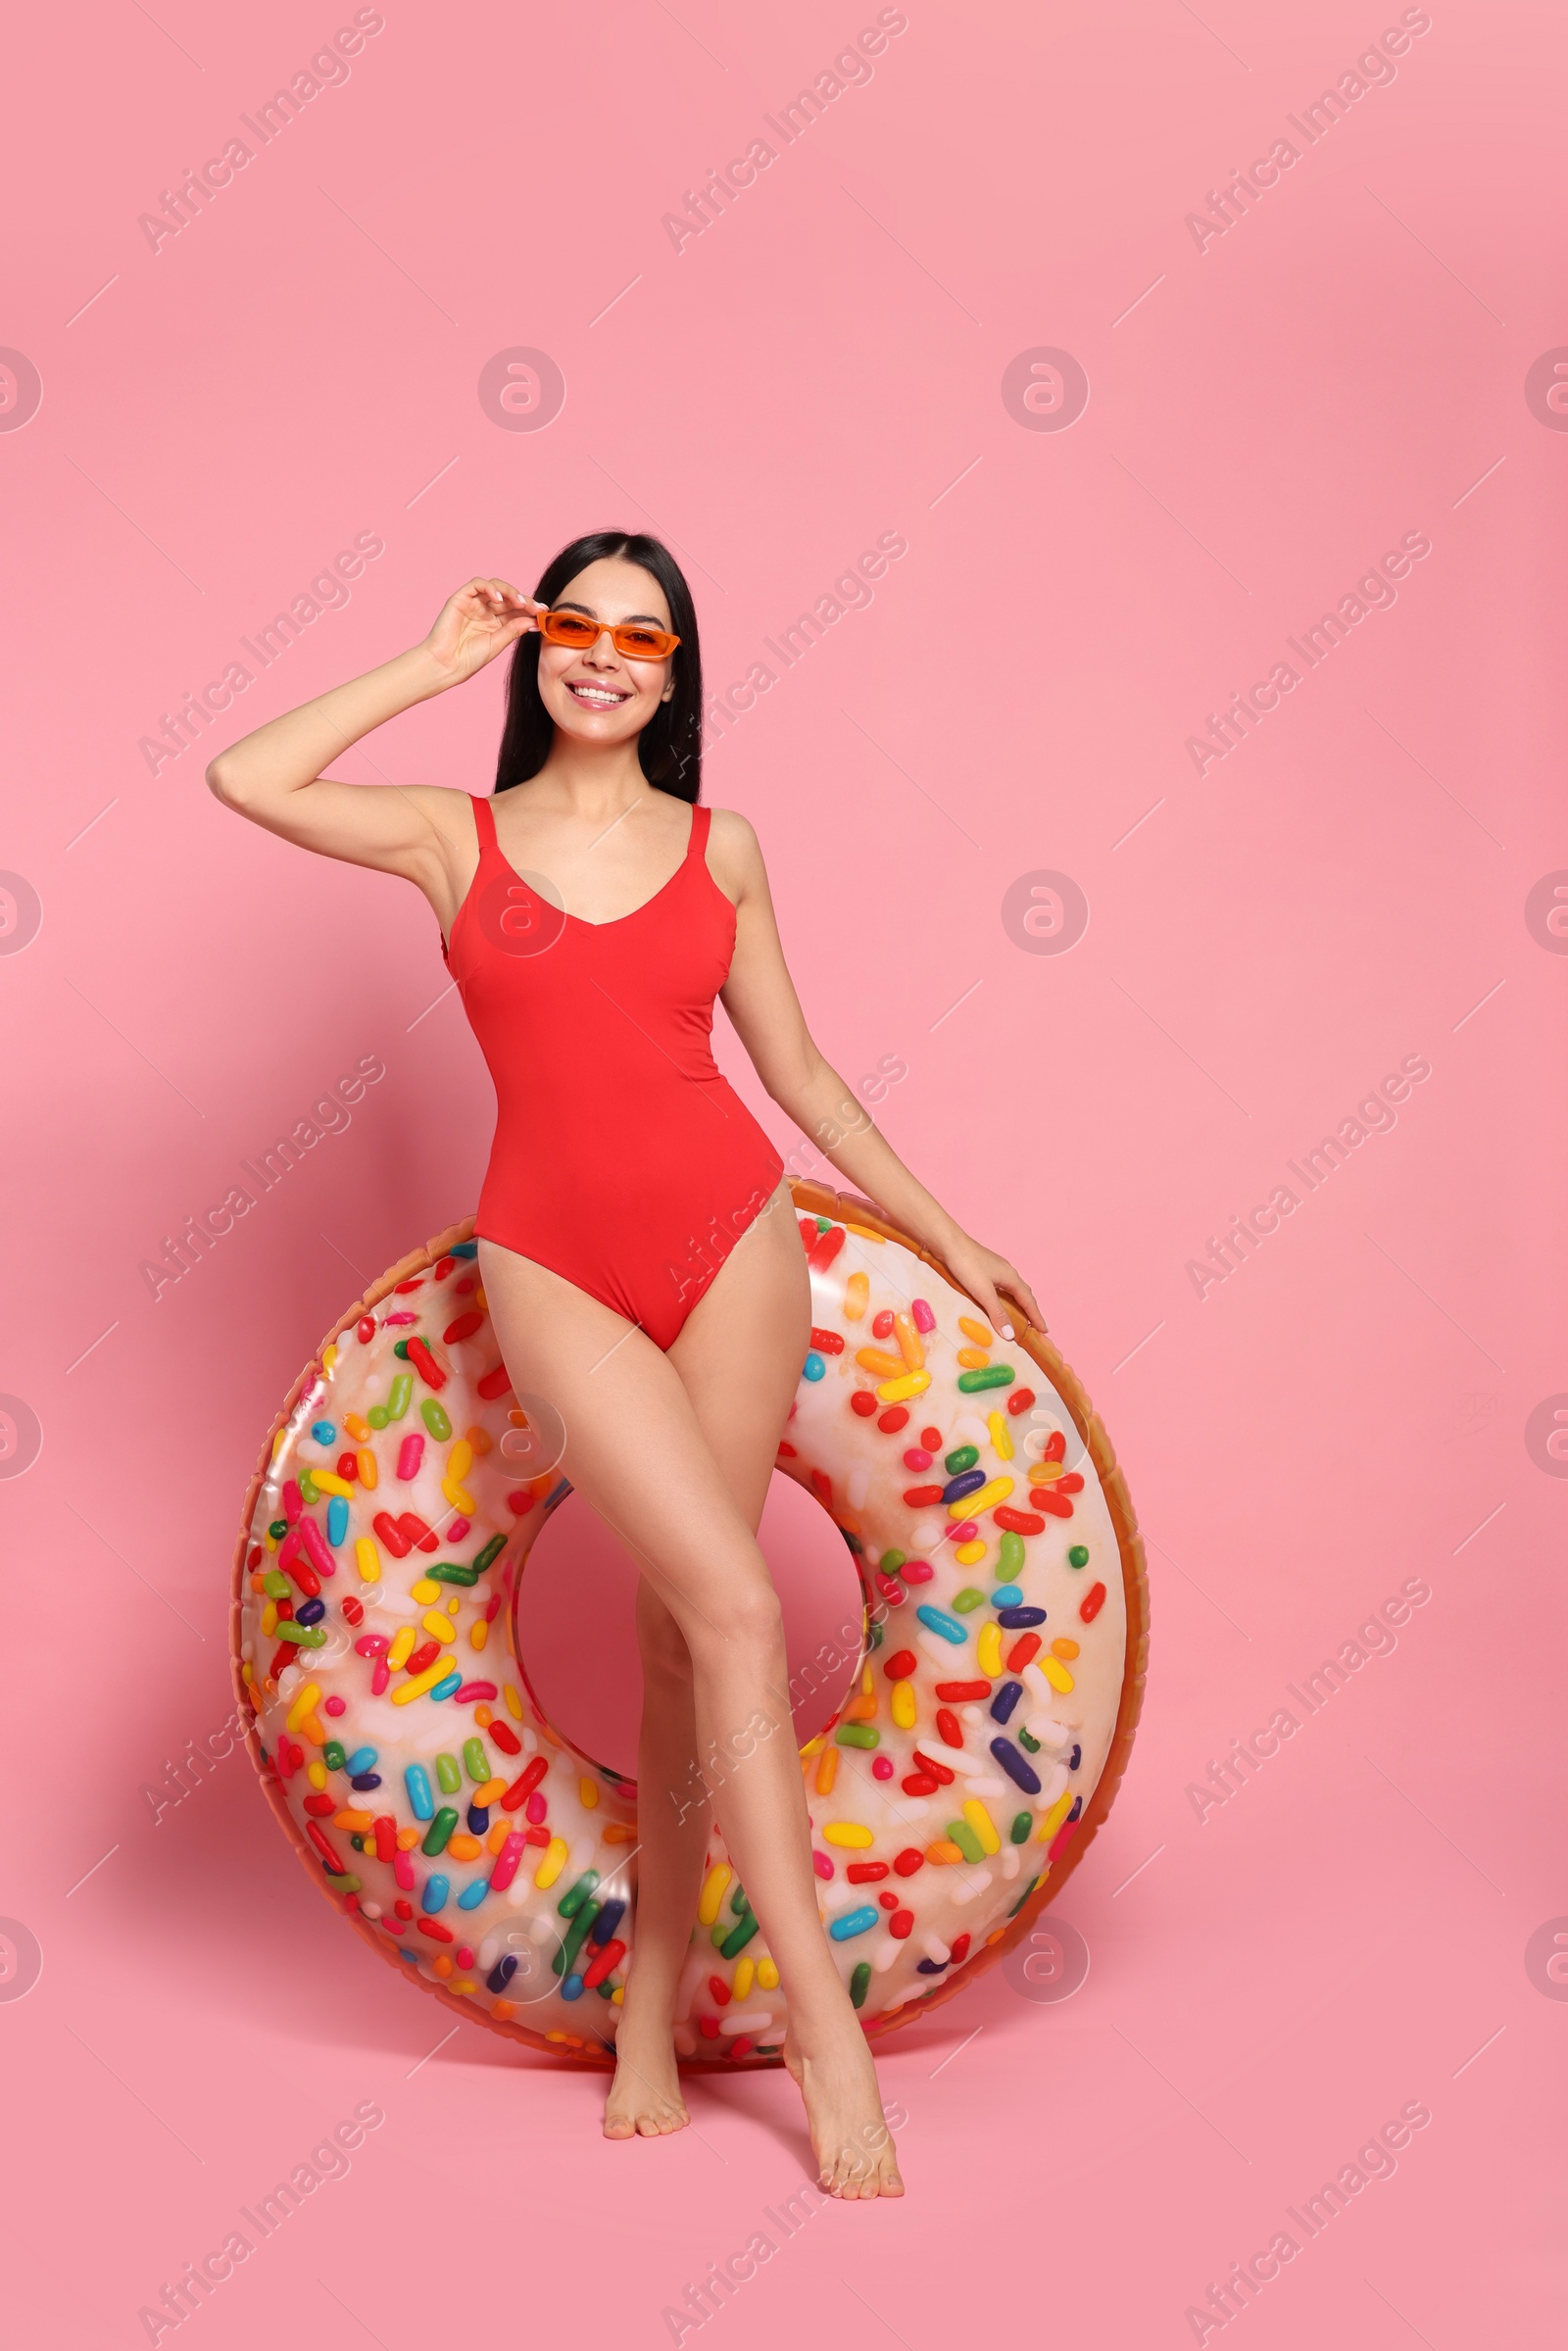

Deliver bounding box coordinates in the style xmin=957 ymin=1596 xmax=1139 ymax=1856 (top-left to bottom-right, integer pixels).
xmin=782 ymin=2020 xmax=905 ymax=2197
xmin=604 ymin=2001 xmax=690 ymax=2138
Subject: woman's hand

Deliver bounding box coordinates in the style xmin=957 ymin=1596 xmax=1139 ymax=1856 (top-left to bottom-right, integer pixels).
xmin=422 ymin=576 xmax=544 ymax=687
xmin=937 ymin=1233 xmax=1045 ymax=1344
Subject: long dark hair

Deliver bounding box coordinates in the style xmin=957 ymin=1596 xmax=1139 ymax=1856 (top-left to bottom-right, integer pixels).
xmin=493 ymin=530 xmax=703 ymax=803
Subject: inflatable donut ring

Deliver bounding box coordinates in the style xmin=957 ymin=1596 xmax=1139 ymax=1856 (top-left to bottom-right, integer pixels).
xmin=230 ymin=1179 xmax=1148 ymax=2066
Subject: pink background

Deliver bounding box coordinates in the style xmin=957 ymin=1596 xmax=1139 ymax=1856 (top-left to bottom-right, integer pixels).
xmin=2 ymin=2 xmax=1564 ymax=2344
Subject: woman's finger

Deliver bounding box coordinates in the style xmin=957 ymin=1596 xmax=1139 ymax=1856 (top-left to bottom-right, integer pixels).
xmin=1000 ymin=1269 xmax=1046 ymax=1333
xmin=503 ymin=586 xmax=545 ymax=629
xmin=977 ymin=1282 xmax=1015 ymax=1342
xmin=490 ymin=580 xmax=542 ymax=615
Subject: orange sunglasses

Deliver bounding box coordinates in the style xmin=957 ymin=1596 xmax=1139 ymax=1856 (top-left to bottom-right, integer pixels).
xmin=535 ymin=608 xmax=680 ymax=661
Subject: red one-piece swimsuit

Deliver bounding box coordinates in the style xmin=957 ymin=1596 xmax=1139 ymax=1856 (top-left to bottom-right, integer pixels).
xmin=441 ymin=792 xmax=785 ymax=1350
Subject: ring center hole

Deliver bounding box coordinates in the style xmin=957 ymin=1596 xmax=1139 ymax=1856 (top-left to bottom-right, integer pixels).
xmin=512 ymin=1472 xmax=867 ymax=1784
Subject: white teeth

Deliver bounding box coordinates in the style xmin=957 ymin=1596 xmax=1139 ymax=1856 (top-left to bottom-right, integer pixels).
xmin=570 ymin=684 xmax=625 ymax=707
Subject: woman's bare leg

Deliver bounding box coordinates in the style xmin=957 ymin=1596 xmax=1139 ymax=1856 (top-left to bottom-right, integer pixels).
xmin=477 ymin=1205 xmax=903 ymax=2196
xmin=597 ymin=1579 xmax=706 ymax=2133
xmin=670 ymin=1194 xmax=903 ymax=2195
xmin=606 ymin=1184 xmax=809 ymax=2136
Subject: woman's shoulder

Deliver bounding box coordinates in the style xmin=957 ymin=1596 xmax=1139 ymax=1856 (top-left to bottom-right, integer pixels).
xmin=406 ymin=782 xmax=480 ymax=804
xmin=703 ymin=802 xmax=765 ymax=896
xmin=703 ymin=802 xmax=762 ymax=853
xmin=399 ymin=782 xmax=482 ymax=837
xmin=400 ymin=781 xmax=480 ymax=814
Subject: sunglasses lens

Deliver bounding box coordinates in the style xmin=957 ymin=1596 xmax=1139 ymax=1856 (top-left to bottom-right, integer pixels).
xmin=615 ymin=626 xmax=673 ymax=658
xmin=541 ymin=612 xmax=599 ymax=646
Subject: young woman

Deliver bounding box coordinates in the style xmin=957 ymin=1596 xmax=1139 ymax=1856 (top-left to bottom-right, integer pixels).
xmin=208 ymin=530 xmax=1042 ymax=2197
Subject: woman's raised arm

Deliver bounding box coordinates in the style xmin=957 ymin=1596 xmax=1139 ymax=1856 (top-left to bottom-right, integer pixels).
xmin=204 ymin=577 xmax=541 ymax=887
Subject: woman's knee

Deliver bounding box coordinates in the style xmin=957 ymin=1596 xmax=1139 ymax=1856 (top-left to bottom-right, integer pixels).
xmin=680 ymin=1567 xmax=784 ymax=1665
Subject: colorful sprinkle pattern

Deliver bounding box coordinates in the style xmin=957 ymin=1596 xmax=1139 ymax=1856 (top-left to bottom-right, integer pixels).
xmin=232 ymin=1194 xmax=1140 ymax=2063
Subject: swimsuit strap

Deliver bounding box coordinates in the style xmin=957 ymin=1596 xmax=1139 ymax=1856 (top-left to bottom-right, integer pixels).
xmin=470 ymin=792 xmax=499 ymax=854
xmin=687 ymin=803 xmax=711 ymax=865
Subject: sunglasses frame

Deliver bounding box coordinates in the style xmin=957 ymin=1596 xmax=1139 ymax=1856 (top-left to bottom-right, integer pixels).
xmin=535 ymin=608 xmax=681 ymax=661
